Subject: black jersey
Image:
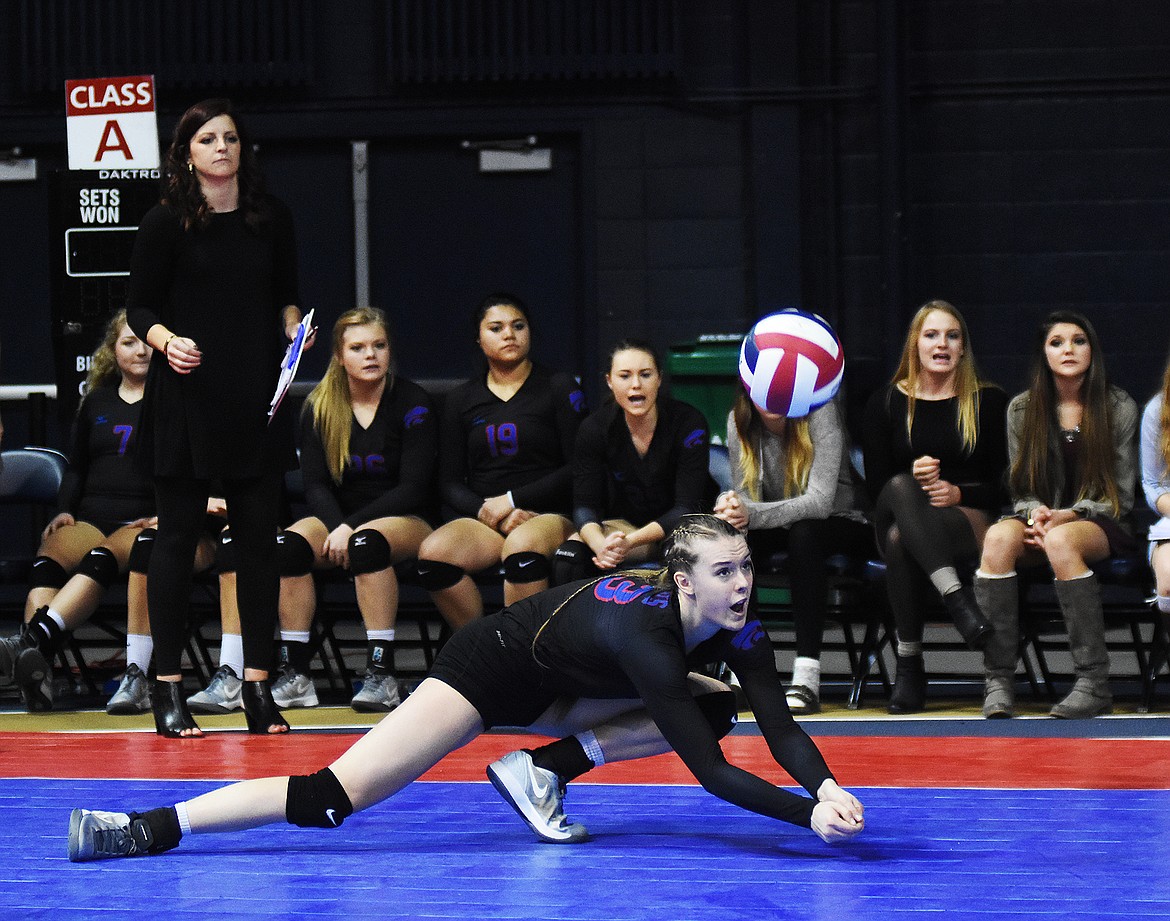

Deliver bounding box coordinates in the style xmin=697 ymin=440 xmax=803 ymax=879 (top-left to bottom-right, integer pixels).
xmin=298 ymin=378 xmax=438 ymax=530
xmin=127 ymin=197 xmax=299 ymax=479
xmin=439 ymin=364 xmax=585 ymax=518
xmin=573 ymin=398 xmax=715 ymax=535
xmin=58 ymin=385 xmax=154 ymax=528
xmin=862 ymin=385 xmax=1008 ymax=513
xmin=495 ymin=575 xmax=835 ymax=827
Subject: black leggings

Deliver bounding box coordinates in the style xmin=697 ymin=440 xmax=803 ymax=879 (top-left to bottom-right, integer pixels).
xmin=748 ymin=516 xmax=875 ymax=659
xmin=149 ymin=473 xmax=281 ymax=675
xmin=873 ymin=473 xmax=985 ymax=644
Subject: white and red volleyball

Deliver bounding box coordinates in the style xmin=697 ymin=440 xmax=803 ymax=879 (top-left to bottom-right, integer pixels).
xmin=738 ymin=309 xmax=844 ymax=417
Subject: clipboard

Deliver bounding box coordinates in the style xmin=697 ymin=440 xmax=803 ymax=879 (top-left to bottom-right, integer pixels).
xmin=268 ymin=308 xmax=314 ymax=423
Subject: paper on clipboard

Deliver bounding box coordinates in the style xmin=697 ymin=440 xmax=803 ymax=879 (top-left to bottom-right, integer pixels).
xmin=268 ymin=308 xmax=314 ymax=423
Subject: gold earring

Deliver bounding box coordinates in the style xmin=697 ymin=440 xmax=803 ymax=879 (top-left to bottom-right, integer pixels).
xmin=187 ymin=161 xmax=193 ymax=173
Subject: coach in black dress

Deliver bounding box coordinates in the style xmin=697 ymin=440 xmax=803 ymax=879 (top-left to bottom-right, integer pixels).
xmin=126 ymin=98 xmax=310 ymax=738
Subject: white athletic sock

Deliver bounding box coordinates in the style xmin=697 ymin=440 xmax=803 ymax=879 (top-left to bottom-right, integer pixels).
xmin=126 ymin=634 xmax=153 ymax=672
xmin=219 ymin=633 xmax=244 ymax=677
xmin=975 ymin=569 xmax=1017 ymax=579
xmin=174 ymin=801 xmax=192 ymax=835
xmin=280 ymin=630 xmax=311 ymax=644
xmin=576 ymin=729 xmax=605 ymax=767
xmin=790 ymin=656 xmax=821 ymax=694
xmin=366 ymin=629 xmax=396 ymax=642
xmin=44 ymin=607 xmax=68 ymax=633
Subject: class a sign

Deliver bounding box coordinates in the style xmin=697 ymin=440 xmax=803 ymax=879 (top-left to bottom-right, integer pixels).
xmin=65 ymin=75 xmax=160 ymax=171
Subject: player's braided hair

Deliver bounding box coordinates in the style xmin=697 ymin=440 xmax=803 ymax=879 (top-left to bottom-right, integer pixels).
xmin=655 ymin=513 xmax=744 ymax=587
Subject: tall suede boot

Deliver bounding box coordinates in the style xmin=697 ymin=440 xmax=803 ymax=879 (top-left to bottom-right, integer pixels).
xmin=974 ymin=573 xmax=1019 ymax=718
xmin=1050 ymin=573 xmax=1112 ymax=718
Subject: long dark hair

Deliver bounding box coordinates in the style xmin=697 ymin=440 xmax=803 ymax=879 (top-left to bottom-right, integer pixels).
xmin=161 ymin=98 xmax=267 ymax=231
xmin=1009 ymin=310 xmax=1120 ymax=513
xmin=473 ymin=292 xmax=531 ymax=370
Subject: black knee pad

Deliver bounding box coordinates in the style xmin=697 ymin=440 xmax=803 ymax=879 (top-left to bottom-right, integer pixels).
xmin=415 ymin=559 xmax=465 ymax=591
xmin=277 ymin=530 xmax=315 ymax=577
xmin=348 ymin=529 xmax=391 ymax=575
xmin=215 ymin=528 xmax=237 ymax=574
xmin=695 ymin=689 xmax=739 ymax=740
xmin=504 ymin=551 xmax=550 ymax=584
xmin=286 ymin=767 xmax=354 ymax=829
xmin=29 ymin=556 xmax=68 ymax=590
xmin=75 ymin=546 xmax=120 ymax=588
xmin=127 ymin=528 xmax=156 ymax=575
xmin=552 ymin=540 xmax=594 ymax=585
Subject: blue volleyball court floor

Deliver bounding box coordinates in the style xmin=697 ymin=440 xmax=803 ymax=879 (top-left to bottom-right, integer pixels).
xmin=2 ymin=711 xmax=1169 ymax=920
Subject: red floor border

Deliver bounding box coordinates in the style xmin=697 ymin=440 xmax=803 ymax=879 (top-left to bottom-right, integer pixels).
xmin=3 ymin=731 xmax=1168 ymax=789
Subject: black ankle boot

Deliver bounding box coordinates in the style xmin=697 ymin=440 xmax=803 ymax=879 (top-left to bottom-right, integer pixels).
xmin=242 ymin=680 xmax=290 ymax=734
xmin=151 ymin=679 xmax=202 ymax=738
xmin=943 ymin=586 xmax=995 ymax=650
xmin=888 ymin=654 xmax=926 ymax=714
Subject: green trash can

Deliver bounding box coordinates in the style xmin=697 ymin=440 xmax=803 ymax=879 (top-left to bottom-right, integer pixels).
xmin=666 ymin=333 xmax=744 ymax=446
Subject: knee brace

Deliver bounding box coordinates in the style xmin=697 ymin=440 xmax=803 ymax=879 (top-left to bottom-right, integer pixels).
xmin=504 ymin=551 xmax=550 ymax=585
xmin=128 ymin=528 xmax=156 ymax=575
xmin=215 ymin=528 xmax=237 ymax=574
xmin=552 ymin=540 xmax=593 ymax=586
xmin=29 ymin=556 xmax=68 ymax=590
xmin=694 ymin=689 xmax=739 ymax=740
xmin=415 ymin=559 xmax=465 ymax=591
xmin=286 ymin=767 xmax=354 ymax=829
xmin=75 ymin=546 xmax=120 ymax=589
xmin=276 ymin=530 xmax=316 ymax=577
xmin=348 ymin=529 xmax=392 ymax=575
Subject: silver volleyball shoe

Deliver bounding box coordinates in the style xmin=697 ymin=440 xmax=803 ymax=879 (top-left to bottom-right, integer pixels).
xmin=486 ymin=750 xmax=590 ymax=844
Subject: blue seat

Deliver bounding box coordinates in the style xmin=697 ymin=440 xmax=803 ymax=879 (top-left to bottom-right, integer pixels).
xmin=0 ymin=446 xmax=67 ymax=505
xmin=0 ymin=447 xmax=67 ymax=587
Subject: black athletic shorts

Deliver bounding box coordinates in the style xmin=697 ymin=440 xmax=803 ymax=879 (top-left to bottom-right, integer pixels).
xmin=428 ymin=615 xmax=559 ymax=731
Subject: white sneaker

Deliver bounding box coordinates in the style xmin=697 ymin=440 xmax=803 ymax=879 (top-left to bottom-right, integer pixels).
xmin=186 ymin=665 xmax=243 ymax=713
xmin=106 ymin=664 xmax=150 ymax=714
xmin=350 ymin=669 xmax=400 ymax=712
xmin=271 ymin=666 xmax=318 ymax=709
xmin=486 ymin=750 xmax=590 ymax=843
xmin=67 ymin=809 xmax=151 ymax=862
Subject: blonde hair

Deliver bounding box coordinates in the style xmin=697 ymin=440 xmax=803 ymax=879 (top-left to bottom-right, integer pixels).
xmin=84 ymin=309 xmax=131 ymax=392
xmin=304 ymin=307 xmax=392 ymax=484
xmin=731 ymin=390 xmax=813 ymax=500
xmin=891 ymin=299 xmax=985 ymax=453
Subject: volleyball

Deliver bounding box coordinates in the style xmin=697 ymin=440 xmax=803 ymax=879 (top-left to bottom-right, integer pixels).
xmin=738 ymin=310 xmax=844 ymax=417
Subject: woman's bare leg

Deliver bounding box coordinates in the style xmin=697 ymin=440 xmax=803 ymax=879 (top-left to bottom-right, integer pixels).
xmin=182 ymin=678 xmax=484 ymax=832
xmin=501 ymin=514 xmax=574 ymax=605
xmin=417 ymin=519 xmax=503 ymax=629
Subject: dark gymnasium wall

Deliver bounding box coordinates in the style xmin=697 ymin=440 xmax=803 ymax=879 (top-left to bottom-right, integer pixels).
xmin=0 ymin=0 xmax=1167 ymax=448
